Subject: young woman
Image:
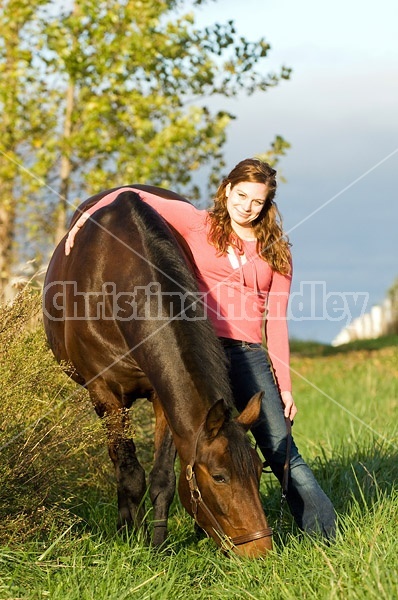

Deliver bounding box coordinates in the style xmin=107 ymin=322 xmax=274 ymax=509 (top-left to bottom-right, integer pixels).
xmin=65 ymin=158 xmax=336 ymax=539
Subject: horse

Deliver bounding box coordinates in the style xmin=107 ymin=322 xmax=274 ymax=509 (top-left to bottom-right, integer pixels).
xmin=42 ymin=186 xmax=273 ymax=557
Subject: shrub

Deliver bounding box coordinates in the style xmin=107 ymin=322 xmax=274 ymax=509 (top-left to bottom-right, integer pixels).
xmin=0 ymin=289 xmax=115 ymax=544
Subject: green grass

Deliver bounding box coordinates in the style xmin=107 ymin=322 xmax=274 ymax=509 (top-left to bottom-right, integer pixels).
xmin=0 ymin=290 xmax=397 ymax=599
xmin=290 ymin=334 xmax=398 ymax=356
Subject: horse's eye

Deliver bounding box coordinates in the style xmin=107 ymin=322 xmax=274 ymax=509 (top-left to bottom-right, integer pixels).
xmin=212 ymin=474 xmax=227 ymax=484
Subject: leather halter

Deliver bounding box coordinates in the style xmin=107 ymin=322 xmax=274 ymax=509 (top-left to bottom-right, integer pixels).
xmin=185 ymin=421 xmax=273 ymax=551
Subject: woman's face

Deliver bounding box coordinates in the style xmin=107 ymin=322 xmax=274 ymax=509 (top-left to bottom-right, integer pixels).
xmin=226 ymin=181 xmax=268 ymax=233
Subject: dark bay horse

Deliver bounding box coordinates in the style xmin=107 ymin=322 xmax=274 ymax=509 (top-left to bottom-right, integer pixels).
xmin=43 ymin=186 xmax=273 ymax=557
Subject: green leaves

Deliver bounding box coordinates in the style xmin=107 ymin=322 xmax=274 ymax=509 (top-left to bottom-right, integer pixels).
xmin=0 ymin=0 xmax=291 ymax=293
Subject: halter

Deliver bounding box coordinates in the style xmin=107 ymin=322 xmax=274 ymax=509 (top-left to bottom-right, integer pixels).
xmin=185 ymin=421 xmax=273 ymax=551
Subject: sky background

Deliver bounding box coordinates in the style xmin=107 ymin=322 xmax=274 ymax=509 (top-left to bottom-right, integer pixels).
xmin=193 ymin=0 xmax=397 ymax=343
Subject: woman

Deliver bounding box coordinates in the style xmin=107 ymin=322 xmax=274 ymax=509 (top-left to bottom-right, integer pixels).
xmin=65 ymin=158 xmax=336 ymax=539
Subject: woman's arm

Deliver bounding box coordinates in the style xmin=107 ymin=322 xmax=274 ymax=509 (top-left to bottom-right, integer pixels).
xmin=265 ymin=267 xmax=297 ymax=420
xmin=65 ymin=186 xmax=199 ymax=255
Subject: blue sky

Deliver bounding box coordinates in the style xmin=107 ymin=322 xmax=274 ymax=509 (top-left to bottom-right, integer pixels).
xmin=193 ymin=0 xmax=398 ymax=342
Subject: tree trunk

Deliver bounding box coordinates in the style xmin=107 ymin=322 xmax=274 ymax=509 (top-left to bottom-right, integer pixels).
xmin=0 ymin=183 xmax=16 ymax=304
xmin=54 ymin=82 xmax=75 ymax=244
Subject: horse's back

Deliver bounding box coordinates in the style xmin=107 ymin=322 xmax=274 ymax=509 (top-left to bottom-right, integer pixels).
xmin=69 ymin=184 xmax=192 ymax=229
xmin=43 ymin=190 xmax=191 ymax=394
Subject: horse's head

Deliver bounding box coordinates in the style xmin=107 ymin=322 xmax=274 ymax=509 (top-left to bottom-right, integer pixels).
xmin=178 ymin=391 xmax=273 ymax=558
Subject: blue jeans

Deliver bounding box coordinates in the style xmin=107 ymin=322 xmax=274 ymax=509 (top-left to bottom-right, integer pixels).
xmin=222 ymin=341 xmax=336 ymax=539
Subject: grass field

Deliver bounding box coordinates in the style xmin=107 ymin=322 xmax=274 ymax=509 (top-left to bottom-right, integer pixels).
xmin=0 ymin=291 xmax=397 ymax=599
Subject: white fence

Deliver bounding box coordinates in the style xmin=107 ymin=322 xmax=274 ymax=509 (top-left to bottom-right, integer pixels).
xmin=331 ymin=297 xmax=394 ymax=346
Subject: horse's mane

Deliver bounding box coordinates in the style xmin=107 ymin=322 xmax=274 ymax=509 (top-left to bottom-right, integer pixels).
xmin=126 ymin=193 xmax=260 ymax=478
xmin=223 ymin=420 xmax=260 ymax=478
xmin=121 ymin=192 xmax=234 ymax=409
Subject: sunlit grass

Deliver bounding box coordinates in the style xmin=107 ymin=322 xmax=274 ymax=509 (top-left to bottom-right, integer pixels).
xmin=0 ymin=289 xmax=397 ymax=599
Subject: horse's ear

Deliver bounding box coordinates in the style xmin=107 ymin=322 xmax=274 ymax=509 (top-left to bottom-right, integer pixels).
xmin=235 ymin=391 xmax=263 ymax=431
xmin=205 ymin=399 xmax=228 ymax=439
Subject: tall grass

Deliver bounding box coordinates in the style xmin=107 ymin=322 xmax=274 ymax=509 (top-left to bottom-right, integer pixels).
xmin=0 ymin=289 xmax=397 ymax=599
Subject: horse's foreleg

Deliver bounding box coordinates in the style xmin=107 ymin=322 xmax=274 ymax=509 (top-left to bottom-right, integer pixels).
xmin=149 ymin=395 xmax=177 ymax=547
xmin=88 ymin=380 xmax=147 ymax=536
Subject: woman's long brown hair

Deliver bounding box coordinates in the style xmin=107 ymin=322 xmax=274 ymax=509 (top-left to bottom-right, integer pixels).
xmin=207 ymin=158 xmax=292 ymax=275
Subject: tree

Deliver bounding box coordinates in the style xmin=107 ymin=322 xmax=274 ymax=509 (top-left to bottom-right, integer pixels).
xmin=42 ymin=0 xmax=291 ymax=237
xmin=0 ymin=0 xmax=56 ymax=301
xmin=256 ymin=136 xmax=291 ymax=183
xmin=0 ymin=0 xmax=291 ymax=297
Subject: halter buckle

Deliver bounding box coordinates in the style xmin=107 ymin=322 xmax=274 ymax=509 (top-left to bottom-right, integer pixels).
xmin=186 ymin=464 xmax=193 ymax=481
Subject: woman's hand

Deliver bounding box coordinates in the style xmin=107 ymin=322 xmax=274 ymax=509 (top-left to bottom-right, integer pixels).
xmin=65 ymin=211 xmax=91 ymax=255
xmin=280 ymin=390 xmax=297 ymax=422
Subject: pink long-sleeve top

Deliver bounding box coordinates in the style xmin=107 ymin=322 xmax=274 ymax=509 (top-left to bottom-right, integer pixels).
xmin=81 ymin=187 xmax=292 ymax=392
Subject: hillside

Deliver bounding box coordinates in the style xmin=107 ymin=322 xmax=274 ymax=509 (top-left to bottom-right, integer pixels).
xmin=290 ymin=334 xmax=398 ymax=356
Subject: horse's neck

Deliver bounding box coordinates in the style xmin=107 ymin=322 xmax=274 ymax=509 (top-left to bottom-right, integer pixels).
xmin=135 ymin=342 xmax=209 ymax=453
